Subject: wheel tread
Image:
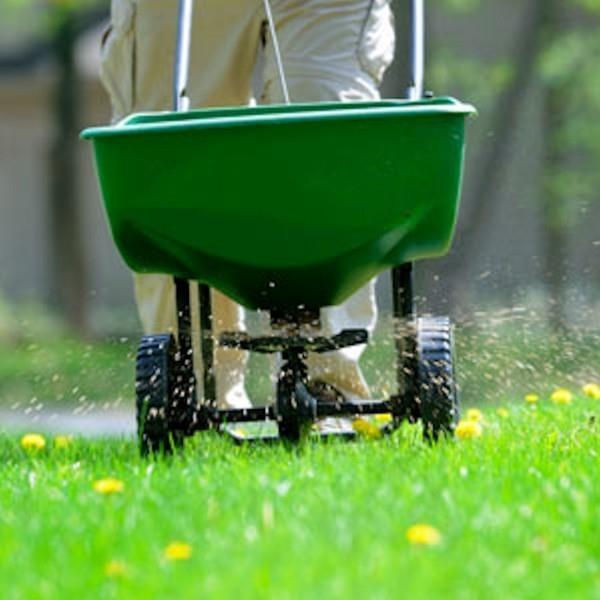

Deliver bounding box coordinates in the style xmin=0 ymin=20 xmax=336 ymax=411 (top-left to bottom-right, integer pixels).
xmin=416 ymin=317 xmax=459 ymax=440
xmin=135 ymin=334 xmax=196 ymax=454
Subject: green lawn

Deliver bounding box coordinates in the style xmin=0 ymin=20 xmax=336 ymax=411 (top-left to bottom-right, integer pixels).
xmin=1 ymin=398 xmax=599 ymax=599
xmin=0 ymin=337 xmax=134 ymax=410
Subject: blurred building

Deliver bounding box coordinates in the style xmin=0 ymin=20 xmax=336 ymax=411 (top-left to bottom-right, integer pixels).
xmin=0 ymin=14 xmax=133 ymax=327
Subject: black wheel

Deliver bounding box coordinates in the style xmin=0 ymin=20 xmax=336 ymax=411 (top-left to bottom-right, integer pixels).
xmin=415 ymin=317 xmax=459 ymax=441
xmin=135 ymin=334 xmax=196 ymax=454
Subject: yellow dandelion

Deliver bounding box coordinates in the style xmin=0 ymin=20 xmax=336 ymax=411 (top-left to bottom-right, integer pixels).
xmin=164 ymin=542 xmax=192 ymax=561
xmin=352 ymin=418 xmax=382 ymax=439
xmin=582 ymin=383 xmax=600 ymax=400
xmin=104 ymin=560 xmax=127 ymax=578
xmin=20 ymin=433 xmax=46 ymax=452
xmin=406 ymin=524 xmax=442 ymax=546
xmin=550 ymin=388 xmax=573 ymax=405
xmin=54 ymin=435 xmax=73 ymax=449
xmin=374 ymin=413 xmax=393 ymax=425
xmin=496 ymin=407 xmax=510 ymax=419
xmin=455 ymin=419 xmax=483 ymax=440
xmin=93 ymin=477 xmax=124 ymax=495
xmin=524 ymin=393 xmax=539 ymax=404
xmin=466 ymin=408 xmax=484 ymax=422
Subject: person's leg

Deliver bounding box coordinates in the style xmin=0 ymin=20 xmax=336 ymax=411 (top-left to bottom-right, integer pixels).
xmin=261 ymin=0 xmax=396 ymax=399
xmin=100 ymin=0 xmax=264 ymax=408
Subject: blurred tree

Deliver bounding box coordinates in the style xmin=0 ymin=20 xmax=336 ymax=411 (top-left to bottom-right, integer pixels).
xmin=430 ymin=0 xmax=600 ymax=331
xmin=49 ymin=3 xmax=88 ymax=336
xmin=538 ymin=1 xmax=600 ymax=330
xmin=540 ymin=0 xmax=569 ymax=332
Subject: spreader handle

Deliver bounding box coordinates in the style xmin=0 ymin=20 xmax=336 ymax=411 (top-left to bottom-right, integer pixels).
xmin=407 ymin=0 xmax=425 ymax=100
xmin=173 ymin=0 xmax=193 ymax=112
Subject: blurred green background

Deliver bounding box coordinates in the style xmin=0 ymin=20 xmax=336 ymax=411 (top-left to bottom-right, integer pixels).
xmin=1 ymin=0 xmax=599 ymax=419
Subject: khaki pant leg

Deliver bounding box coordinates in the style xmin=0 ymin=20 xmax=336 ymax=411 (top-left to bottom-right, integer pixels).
xmin=262 ymin=0 xmax=395 ymax=399
xmin=100 ymin=0 xmax=264 ymax=408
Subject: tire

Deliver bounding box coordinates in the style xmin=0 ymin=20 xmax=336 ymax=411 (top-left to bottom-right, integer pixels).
xmin=416 ymin=317 xmax=459 ymax=441
xmin=135 ymin=334 xmax=196 ymax=454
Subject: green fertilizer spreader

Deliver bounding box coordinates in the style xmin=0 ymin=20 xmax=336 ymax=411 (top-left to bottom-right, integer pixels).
xmin=83 ymin=0 xmax=475 ymax=453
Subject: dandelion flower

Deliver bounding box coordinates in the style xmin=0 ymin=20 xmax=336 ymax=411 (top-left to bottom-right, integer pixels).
xmin=466 ymin=408 xmax=483 ymax=422
xmin=550 ymin=388 xmax=573 ymax=405
xmin=406 ymin=524 xmax=442 ymax=546
xmin=374 ymin=413 xmax=393 ymax=425
xmin=104 ymin=560 xmax=127 ymax=578
xmin=455 ymin=420 xmax=483 ymax=440
xmin=352 ymin=418 xmax=382 ymax=439
xmin=20 ymin=433 xmax=46 ymax=452
xmin=93 ymin=477 xmax=124 ymax=495
xmin=524 ymin=393 xmax=539 ymax=404
xmin=54 ymin=435 xmax=72 ymax=449
xmin=582 ymin=383 xmax=600 ymax=400
xmin=164 ymin=542 xmax=192 ymax=561
xmin=496 ymin=407 xmax=509 ymax=419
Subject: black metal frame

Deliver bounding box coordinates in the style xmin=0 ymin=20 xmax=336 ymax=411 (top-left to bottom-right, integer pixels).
xmin=391 ymin=263 xmax=419 ymax=422
xmin=171 ymin=264 xmax=417 ymax=440
xmin=198 ymin=282 xmax=216 ymax=407
xmin=129 ymin=0 xmax=462 ymax=448
xmin=163 ymin=0 xmax=431 ymax=442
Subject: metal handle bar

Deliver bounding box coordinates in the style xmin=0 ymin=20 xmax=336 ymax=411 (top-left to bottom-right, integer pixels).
xmin=173 ymin=0 xmax=194 ymax=112
xmin=407 ymin=0 xmax=425 ymax=100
